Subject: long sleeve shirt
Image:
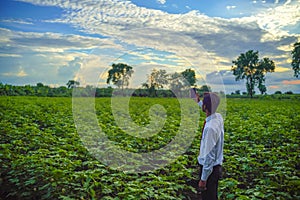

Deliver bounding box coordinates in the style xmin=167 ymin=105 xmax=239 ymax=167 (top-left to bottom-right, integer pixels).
xmin=198 ymin=113 xmax=224 ymax=181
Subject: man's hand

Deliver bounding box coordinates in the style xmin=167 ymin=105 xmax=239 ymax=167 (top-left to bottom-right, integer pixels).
xmin=198 ymin=180 xmax=207 ymax=191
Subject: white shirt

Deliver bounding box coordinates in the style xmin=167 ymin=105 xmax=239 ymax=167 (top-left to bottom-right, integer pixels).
xmin=198 ymin=113 xmax=224 ymax=181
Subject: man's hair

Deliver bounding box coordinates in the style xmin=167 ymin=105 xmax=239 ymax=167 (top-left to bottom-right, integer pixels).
xmin=202 ymin=92 xmax=220 ymax=114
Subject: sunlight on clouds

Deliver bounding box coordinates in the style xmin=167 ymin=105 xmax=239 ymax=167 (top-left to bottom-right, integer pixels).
xmin=175 ymin=59 xmax=193 ymax=68
xmin=205 ymin=52 xmax=232 ymax=69
xmin=286 ymin=58 xmax=292 ymax=63
xmin=30 ymin=52 xmax=88 ymax=69
xmin=125 ymin=50 xmax=158 ymax=61
xmin=53 ymin=52 xmax=88 ymax=63
xmin=275 ymin=66 xmax=290 ymax=72
xmin=48 ymin=83 xmax=61 ymax=88
xmin=282 ymin=80 xmax=300 ymax=85
xmin=17 ymin=69 xmax=28 ymax=77
xmin=260 ymin=32 xmax=283 ymax=42
xmin=270 ymin=54 xmax=292 ymax=67
xmin=74 ymin=54 xmax=113 ymax=87
xmin=31 ymin=47 xmax=65 ymax=53
xmin=277 ymin=44 xmax=294 ymax=52
xmin=2 ymin=67 xmax=28 ymax=77
xmin=195 ymin=73 xmax=205 ymax=81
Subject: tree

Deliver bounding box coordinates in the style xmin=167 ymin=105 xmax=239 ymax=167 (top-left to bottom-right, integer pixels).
xmin=23 ymin=85 xmax=34 ymax=96
xmin=291 ymin=42 xmax=300 ymax=78
xmin=106 ymin=63 xmax=134 ymax=90
xmin=169 ymin=72 xmax=183 ymax=90
xmin=274 ymin=91 xmax=282 ymax=94
xmin=258 ymin=82 xmax=267 ymax=95
xmin=232 ymin=50 xmax=275 ymax=98
xmin=198 ymin=85 xmax=211 ymax=95
xmin=235 ymin=90 xmax=241 ymax=95
xmin=181 ymin=68 xmax=196 ymax=87
xmin=143 ymin=69 xmax=168 ymax=97
xmin=66 ymin=80 xmax=80 ymax=89
xmin=57 ymin=86 xmax=69 ymax=97
xmin=285 ymin=91 xmax=293 ymax=94
xmin=169 ymin=72 xmax=186 ymax=97
xmin=36 ymin=82 xmax=44 ymax=87
xmin=151 ymin=69 xmax=168 ymax=89
xmin=168 ymin=69 xmax=196 ymax=97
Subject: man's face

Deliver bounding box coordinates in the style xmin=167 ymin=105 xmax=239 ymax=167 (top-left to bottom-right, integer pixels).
xmin=202 ymin=104 xmax=206 ymax=113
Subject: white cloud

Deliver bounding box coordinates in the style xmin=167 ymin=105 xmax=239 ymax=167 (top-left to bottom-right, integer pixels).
xmin=157 ymin=0 xmax=166 ymax=5
xmin=18 ymin=0 xmax=287 ymax=66
xmin=284 ymin=0 xmax=292 ymax=5
xmin=0 ymin=18 xmax=33 ymax=25
xmin=0 ymin=53 xmax=22 ymax=57
xmin=172 ymin=4 xmax=178 ymax=9
xmin=226 ymin=5 xmax=236 ymax=10
xmin=1 ymin=67 xmax=28 ymax=77
xmin=74 ymin=54 xmax=114 ymax=87
xmin=17 ymin=68 xmax=28 ymax=77
xmin=0 ymin=27 xmax=124 ymax=85
xmin=255 ymin=1 xmax=300 ymax=36
xmin=277 ymin=44 xmax=294 ymax=52
xmin=17 ymin=0 xmax=299 ymax=41
xmin=0 ymin=28 xmax=122 ymax=53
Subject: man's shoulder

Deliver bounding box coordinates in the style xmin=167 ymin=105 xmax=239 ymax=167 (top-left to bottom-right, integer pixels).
xmin=215 ymin=113 xmax=224 ymax=121
xmin=207 ymin=113 xmax=223 ymax=129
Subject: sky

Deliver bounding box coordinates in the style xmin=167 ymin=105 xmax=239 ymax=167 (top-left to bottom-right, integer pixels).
xmin=0 ymin=0 xmax=299 ymax=94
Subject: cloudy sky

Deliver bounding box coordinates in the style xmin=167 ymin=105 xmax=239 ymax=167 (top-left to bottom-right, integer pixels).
xmin=0 ymin=0 xmax=299 ymax=94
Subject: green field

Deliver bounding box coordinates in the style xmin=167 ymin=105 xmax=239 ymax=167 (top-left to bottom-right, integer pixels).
xmin=1 ymin=96 xmax=299 ymax=200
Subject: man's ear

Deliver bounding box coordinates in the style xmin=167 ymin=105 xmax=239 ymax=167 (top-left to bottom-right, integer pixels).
xmin=202 ymin=104 xmax=206 ymax=112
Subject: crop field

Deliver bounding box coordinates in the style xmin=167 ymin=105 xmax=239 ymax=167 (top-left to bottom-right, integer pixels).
xmin=0 ymin=96 xmax=299 ymax=200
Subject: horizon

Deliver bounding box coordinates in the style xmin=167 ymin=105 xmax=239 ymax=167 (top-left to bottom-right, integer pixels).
xmin=1 ymin=81 xmax=298 ymax=95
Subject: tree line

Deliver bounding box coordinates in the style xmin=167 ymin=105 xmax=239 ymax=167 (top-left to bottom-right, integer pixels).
xmin=106 ymin=63 xmax=205 ymax=97
xmin=0 ymin=82 xmax=212 ymax=98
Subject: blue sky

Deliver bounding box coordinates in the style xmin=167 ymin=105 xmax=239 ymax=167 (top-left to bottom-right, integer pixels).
xmin=0 ymin=0 xmax=299 ymax=94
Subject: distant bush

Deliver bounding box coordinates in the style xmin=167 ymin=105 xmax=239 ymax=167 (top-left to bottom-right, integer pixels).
xmin=274 ymin=91 xmax=282 ymax=94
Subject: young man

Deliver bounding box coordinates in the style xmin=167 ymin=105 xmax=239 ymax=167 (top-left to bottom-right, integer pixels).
xmin=198 ymin=92 xmax=224 ymax=200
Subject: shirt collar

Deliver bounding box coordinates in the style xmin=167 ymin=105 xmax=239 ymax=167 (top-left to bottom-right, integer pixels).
xmin=206 ymin=113 xmax=217 ymax=122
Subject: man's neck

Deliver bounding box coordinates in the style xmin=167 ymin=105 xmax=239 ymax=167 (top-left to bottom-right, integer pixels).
xmin=206 ymin=111 xmax=211 ymax=117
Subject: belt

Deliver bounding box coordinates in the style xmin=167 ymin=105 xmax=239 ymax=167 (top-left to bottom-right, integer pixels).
xmin=199 ymin=164 xmax=221 ymax=169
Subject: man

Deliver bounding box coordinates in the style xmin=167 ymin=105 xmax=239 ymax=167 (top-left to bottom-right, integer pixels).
xmin=198 ymin=92 xmax=224 ymax=200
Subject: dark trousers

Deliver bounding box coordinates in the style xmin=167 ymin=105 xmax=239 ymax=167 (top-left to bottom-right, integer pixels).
xmin=199 ymin=165 xmax=222 ymax=200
